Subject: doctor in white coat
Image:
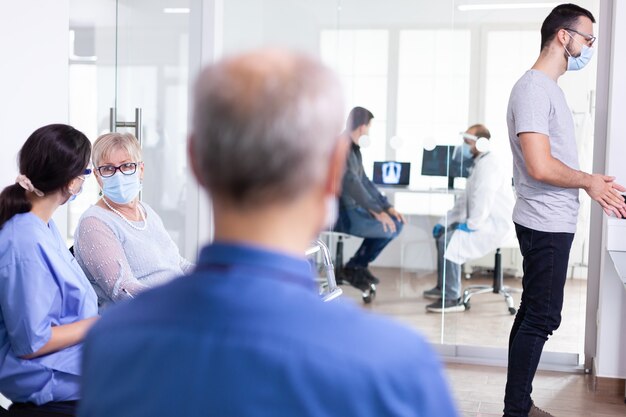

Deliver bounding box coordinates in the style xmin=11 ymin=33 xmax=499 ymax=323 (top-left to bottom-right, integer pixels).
xmin=424 ymin=124 xmax=515 ymax=313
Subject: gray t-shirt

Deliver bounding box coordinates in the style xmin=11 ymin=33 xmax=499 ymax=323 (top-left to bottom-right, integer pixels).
xmin=507 ymin=69 xmax=579 ymax=233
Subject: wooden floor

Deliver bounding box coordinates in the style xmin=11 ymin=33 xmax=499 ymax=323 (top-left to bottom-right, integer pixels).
xmin=339 ymin=267 xmax=626 ymax=416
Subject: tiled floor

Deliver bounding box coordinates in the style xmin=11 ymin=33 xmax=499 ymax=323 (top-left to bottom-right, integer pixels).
xmin=446 ymin=363 xmax=626 ymax=417
xmin=338 ymin=267 xmax=626 ymax=416
xmin=339 ymin=267 xmax=586 ymax=354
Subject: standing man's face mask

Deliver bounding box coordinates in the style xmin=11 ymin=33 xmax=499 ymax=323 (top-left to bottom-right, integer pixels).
xmin=565 ymin=32 xmax=594 ymax=71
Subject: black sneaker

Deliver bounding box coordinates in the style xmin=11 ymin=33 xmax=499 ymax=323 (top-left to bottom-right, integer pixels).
xmin=359 ymin=267 xmax=380 ymax=285
xmin=341 ymin=266 xmax=380 ymax=285
xmin=339 ymin=267 xmax=372 ymax=291
xmin=423 ymin=286 xmax=442 ymax=300
xmin=426 ymin=298 xmax=466 ymax=313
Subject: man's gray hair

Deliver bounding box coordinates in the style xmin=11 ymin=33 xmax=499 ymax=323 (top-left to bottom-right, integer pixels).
xmin=191 ymin=49 xmax=345 ymax=207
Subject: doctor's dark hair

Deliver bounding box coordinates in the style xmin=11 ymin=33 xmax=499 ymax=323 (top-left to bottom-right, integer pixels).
xmin=347 ymin=107 xmax=374 ymax=132
xmin=0 ymin=124 xmax=91 ymax=229
xmin=540 ymin=3 xmax=595 ymax=50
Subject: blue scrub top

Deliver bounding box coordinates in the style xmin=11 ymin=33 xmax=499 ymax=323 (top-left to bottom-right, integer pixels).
xmin=0 ymin=212 xmax=98 ymax=405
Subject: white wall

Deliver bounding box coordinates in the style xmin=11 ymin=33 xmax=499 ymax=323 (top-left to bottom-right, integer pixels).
xmin=0 ymin=0 xmax=70 ymax=231
xmin=594 ymin=0 xmax=626 ymax=379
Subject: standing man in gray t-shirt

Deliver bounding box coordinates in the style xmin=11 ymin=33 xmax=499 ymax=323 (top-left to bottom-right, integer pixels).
xmin=505 ymin=4 xmax=626 ymax=417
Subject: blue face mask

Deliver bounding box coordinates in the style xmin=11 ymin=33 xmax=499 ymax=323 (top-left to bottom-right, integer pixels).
xmin=461 ymin=142 xmax=473 ymax=160
xmin=68 ymin=190 xmax=80 ymax=203
xmin=101 ymin=171 xmax=142 ymax=204
xmin=565 ymin=34 xmax=594 ymax=71
xmin=67 ymin=178 xmax=86 ymax=204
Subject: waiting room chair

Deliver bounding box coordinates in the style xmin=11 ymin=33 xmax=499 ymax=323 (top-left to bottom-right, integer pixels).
xmin=305 ymin=239 xmax=343 ymax=302
xmin=319 ymin=231 xmax=376 ymax=304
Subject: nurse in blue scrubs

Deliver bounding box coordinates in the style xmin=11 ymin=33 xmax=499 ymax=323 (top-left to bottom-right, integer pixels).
xmin=0 ymin=124 xmax=99 ymax=416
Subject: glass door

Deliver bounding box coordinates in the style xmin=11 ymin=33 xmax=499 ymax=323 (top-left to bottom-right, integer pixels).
xmin=68 ymin=0 xmax=599 ymax=370
xmin=114 ymin=0 xmax=200 ymax=259
xmin=68 ymin=0 xmax=202 ymax=260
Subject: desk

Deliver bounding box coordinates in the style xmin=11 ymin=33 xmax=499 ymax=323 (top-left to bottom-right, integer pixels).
xmin=378 ymin=186 xmax=464 ymax=217
xmin=372 ymin=186 xmax=521 ymax=274
xmin=362 ymin=187 xmax=465 ymax=270
xmin=605 ymin=217 xmax=626 ymax=397
xmin=607 ymin=217 xmax=626 ymax=288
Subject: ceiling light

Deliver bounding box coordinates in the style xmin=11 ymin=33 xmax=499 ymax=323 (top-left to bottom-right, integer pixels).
xmin=163 ymin=7 xmax=190 ymax=14
xmin=457 ymin=2 xmax=558 ymax=11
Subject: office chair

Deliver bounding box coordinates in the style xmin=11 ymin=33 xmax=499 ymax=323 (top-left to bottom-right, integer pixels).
xmin=462 ymin=248 xmax=520 ymax=315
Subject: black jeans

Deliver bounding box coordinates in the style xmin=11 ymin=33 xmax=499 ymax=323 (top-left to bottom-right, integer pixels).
xmin=503 ymin=223 xmax=574 ymax=417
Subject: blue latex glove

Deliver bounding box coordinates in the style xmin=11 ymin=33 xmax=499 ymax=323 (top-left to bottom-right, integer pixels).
xmin=457 ymin=222 xmax=475 ymax=233
xmin=432 ymin=224 xmax=444 ymax=238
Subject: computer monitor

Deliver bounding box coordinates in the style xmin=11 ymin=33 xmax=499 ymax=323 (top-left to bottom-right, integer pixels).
xmin=372 ymin=161 xmax=411 ymax=187
xmin=421 ymin=145 xmax=473 ymax=189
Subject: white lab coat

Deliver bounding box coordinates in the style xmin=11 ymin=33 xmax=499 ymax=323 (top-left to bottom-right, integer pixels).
xmin=441 ymin=152 xmax=516 ymax=265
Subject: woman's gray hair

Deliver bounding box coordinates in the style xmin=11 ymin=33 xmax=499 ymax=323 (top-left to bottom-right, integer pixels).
xmin=92 ymin=132 xmax=142 ymax=168
xmin=191 ymin=49 xmax=345 ymax=208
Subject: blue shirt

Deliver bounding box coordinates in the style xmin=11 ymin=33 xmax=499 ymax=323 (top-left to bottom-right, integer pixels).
xmin=0 ymin=213 xmax=98 ymax=405
xmin=79 ymin=242 xmax=458 ymax=417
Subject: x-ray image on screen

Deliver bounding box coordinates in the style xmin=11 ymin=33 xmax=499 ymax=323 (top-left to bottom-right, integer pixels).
xmin=372 ymin=161 xmax=411 ymax=186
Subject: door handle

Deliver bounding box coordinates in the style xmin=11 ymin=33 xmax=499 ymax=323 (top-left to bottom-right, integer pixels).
xmin=109 ymin=107 xmax=143 ymax=145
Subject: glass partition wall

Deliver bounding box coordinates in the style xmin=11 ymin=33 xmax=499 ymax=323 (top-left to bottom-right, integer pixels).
xmin=221 ymin=0 xmax=599 ymax=367
xmin=68 ymin=0 xmax=599 ymax=369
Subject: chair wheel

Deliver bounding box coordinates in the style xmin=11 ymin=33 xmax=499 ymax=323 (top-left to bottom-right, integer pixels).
xmin=508 ymin=307 xmax=516 ymax=315
xmin=464 ymin=302 xmax=471 ymax=311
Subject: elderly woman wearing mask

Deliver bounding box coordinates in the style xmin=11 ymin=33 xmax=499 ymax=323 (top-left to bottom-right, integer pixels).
xmin=74 ymin=132 xmax=193 ymax=309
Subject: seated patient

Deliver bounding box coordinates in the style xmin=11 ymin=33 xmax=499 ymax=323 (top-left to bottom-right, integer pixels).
xmin=333 ymin=107 xmax=406 ymax=288
xmin=73 ymin=132 xmax=193 ymax=308
xmin=424 ymin=124 xmax=515 ymax=313
xmin=79 ymin=49 xmax=459 ymax=417
xmin=0 ymin=124 xmax=98 ymax=416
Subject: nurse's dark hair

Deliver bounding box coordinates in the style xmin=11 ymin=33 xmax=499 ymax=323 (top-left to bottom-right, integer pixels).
xmin=0 ymin=124 xmax=91 ymax=229
xmin=540 ymin=3 xmax=595 ymax=50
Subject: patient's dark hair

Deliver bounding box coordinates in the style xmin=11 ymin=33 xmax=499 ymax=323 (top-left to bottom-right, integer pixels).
xmin=540 ymin=3 xmax=595 ymax=50
xmin=347 ymin=107 xmax=374 ymax=131
xmin=0 ymin=124 xmax=91 ymax=229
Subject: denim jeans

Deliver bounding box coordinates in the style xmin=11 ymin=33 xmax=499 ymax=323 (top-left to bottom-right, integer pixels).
xmin=503 ymin=223 xmax=574 ymax=417
xmin=334 ymin=206 xmax=403 ymax=268
xmin=435 ymin=223 xmax=461 ymax=300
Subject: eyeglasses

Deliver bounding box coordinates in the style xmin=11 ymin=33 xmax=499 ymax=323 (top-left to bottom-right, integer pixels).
xmin=564 ymin=28 xmax=596 ymax=46
xmin=96 ymin=162 xmax=140 ymax=178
